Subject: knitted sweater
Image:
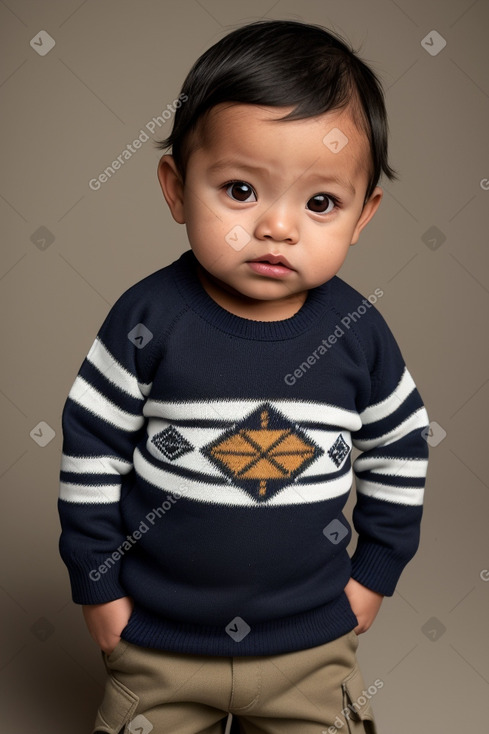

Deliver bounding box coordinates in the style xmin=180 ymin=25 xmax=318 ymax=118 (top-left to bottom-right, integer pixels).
xmin=58 ymin=250 xmax=429 ymax=656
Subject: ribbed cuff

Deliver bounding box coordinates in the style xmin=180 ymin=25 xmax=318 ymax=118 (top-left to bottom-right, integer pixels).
xmin=350 ymin=541 xmax=409 ymax=597
xmin=64 ymin=554 xmax=127 ymax=605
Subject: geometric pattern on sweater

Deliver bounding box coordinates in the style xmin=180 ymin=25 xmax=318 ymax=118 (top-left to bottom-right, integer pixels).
xmin=131 ymin=398 xmax=363 ymax=507
xmin=328 ymin=434 xmax=350 ymax=467
xmin=151 ymin=426 xmax=193 ymax=461
xmin=201 ymin=402 xmax=324 ymax=502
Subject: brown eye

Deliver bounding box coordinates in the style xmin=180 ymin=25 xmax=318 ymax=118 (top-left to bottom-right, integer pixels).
xmin=225 ymin=181 xmax=256 ymax=202
xmin=307 ymin=194 xmax=335 ymax=214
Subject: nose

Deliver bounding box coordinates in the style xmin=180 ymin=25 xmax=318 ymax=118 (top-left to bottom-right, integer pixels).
xmin=253 ymin=200 xmax=299 ymax=244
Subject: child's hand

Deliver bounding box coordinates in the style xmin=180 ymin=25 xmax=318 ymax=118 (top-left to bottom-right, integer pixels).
xmin=82 ymin=596 xmax=134 ymax=654
xmin=344 ymin=578 xmax=383 ymax=634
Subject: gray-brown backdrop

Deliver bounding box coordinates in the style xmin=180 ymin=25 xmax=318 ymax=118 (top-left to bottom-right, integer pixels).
xmin=1 ymin=0 xmax=488 ymax=731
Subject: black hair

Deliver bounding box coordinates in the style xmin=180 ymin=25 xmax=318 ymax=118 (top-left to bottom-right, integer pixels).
xmin=155 ymin=19 xmax=396 ymax=200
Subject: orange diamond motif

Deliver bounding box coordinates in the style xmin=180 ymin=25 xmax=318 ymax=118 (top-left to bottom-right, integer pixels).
xmin=202 ymin=403 xmax=323 ymax=501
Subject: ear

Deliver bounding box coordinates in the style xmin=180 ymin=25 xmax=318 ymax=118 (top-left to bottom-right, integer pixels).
xmin=350 ymin=186 xmax=383 ymax=245
xmin=157 ymin=155 xmax=185 ymax=224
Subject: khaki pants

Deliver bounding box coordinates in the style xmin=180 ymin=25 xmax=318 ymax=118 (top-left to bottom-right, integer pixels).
xmin=92 ymin=631 xmax=377 ymax=734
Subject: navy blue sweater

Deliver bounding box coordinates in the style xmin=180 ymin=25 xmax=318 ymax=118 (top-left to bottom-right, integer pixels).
xmin=59 ymin=250 xmax=429 ymax=655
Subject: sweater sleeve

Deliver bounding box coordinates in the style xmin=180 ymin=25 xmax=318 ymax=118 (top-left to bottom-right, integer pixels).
xmin=349 ymin=312 xmax=429 ymax=597
xmin=58 ymin=282 xmax=161 ymax=605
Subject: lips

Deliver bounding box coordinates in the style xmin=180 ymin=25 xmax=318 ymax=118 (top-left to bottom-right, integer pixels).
xmin=248 ymin=254 xmax=294 ymax=270
xmin=247 ymin=254 xmax=295 ymax=279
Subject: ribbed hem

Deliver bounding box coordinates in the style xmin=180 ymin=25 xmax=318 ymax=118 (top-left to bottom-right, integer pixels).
xmin=171 ymin=250 xmax=332 ymax=341
xmin=120 ymin=593 xmax=358 ymax=656
xmin=350 ymin=541 xmax=411 ymax=597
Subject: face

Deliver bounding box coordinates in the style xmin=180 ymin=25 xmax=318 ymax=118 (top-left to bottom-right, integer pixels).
xmin=158 ymin=103 xmax=382 ymax=320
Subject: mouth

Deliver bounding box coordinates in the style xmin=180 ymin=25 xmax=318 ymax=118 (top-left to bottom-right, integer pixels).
xmin=249 ymin=254 xmax=293 ymax=269
xmin=247 ymin=254 xmax=295 ymax=278
xmin=248 ymin=255 xmax=294 ymax=279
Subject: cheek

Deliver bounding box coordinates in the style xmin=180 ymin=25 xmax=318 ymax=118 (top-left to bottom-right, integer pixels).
xmin=186 ymin=188 xmax=228 ymax=229
xmin=322 ymin=217 xmax=359 ymax=248
xmin=185 ymin=199 xmax=216 ymax=238
xmin=185 ymin=211 xmax=230 ymax=265
xmin=309 ymin=220 xmax=352 ymax=250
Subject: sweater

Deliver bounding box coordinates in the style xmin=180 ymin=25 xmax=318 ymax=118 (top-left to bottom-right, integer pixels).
xmin=58 ymin=249 xmax=429 ymax=656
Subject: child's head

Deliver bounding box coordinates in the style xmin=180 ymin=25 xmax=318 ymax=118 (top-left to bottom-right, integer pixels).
xmin=156 ymin=20 xmax=395 ymax=319
xmin=158 ymin=19 xmax=394 ymax=201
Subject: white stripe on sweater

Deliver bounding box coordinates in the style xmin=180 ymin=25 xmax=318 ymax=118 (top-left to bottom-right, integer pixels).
xmin=61 ymin=454 xmax=132 ymax=475
xmin=355 ymin=479 xmax=424 ymax=505
xmin=59 ymin=481 xmax=121 ymax=503
xmin=359 ymin=368 xmax=416 ymax=425
xmin=353 ymin=407 xmax=429 ymax=451
xmin=143 ymin=398 xmax=362 ymax=432
xmin=353 ymin=455 xmax=428 ymax=478
xmin=133 ymin=447 xmax=352 ymax=506
xmin=87 ymin=337 xmax=152 ymax=398
xmin=68 ymin=376 xmax=145 ymax=432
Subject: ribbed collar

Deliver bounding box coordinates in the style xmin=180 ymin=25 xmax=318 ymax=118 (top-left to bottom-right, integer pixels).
xmin=172 ymin=250 xmax=332 ymax=341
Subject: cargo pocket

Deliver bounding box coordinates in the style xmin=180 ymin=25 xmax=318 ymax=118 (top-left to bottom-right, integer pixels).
xmin=341 ymin=665 xmax=377 ymax=734
xmin=92 ymin=672 xmax=139 ymax=734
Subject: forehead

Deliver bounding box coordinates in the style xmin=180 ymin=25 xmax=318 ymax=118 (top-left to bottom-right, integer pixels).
xmin=190 ymin=103 xmax=372 ymax=187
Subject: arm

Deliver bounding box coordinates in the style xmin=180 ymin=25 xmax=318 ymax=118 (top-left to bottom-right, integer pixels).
xmin=347 ymin=314 xmax=429 ymax=627
xmin=58 ymin=331 xmax=150 ymax=603
xmin=58 ymin=288 xmax=158 ymax=645
xmin=350 ymin=365 xmax=429 ymax=597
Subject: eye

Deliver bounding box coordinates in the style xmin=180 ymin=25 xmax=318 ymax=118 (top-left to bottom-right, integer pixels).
xmin=307 ymin=193 xmax=337 ymax=214
xmin=225 ymin=181 xmax=257 ymax=203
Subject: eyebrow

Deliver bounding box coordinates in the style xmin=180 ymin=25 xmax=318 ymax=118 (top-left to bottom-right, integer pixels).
xmin=207 ymin=159 xmax=356 ymax=195
xmin=304 ymin=172 xmax=356 ymax=196
xmin=208 ymin=159 xmax=268 ymax=175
